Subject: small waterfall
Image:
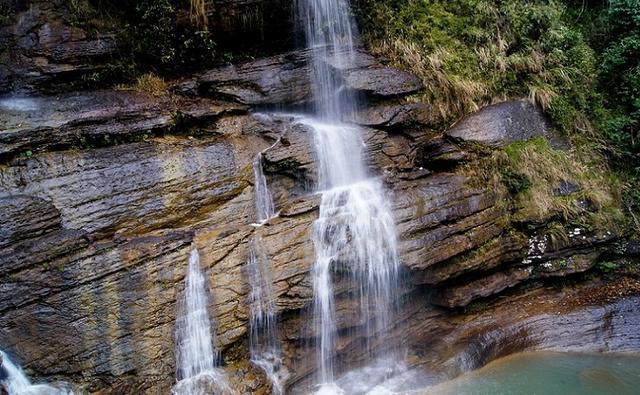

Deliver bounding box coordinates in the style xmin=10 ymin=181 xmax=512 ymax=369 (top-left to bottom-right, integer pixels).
xmin=248 ymin=153 xmax=289 ymax=393
xmin=296 ymin=0 xmax=358 ymax=120
xmin=0 ymin=350 xmax=73 ymax=395
xmin=296 ymin=0 xmax=403 ymax=392
xmin=173 ymin=249 xmax=229 ymax=395
xmin=253 ymin=152 xmax=276 ymax=223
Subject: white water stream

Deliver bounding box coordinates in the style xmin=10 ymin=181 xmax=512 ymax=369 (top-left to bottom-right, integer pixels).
xmin=248 ymin=153 xmax=289 ymax=394
xmin=296 ymin=0 xmax=403 ymax=392
xmin=172 ymin=249 xmax=229 ymax=395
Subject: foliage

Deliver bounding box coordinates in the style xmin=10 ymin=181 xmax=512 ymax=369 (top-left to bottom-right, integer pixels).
xmin=357 ymin=0 xmax=596 ymax=130
xmin=358 ymin=0 xmax=640 ymax=228
xmin=597 ymin=0 xmax=640 ymax=216
xmin=65 ymin=0 xmax=217 ymax=78
xmin=0 ymin=2 xmax=15 ymax=26
xmin=505 ymin=137 xmax=623 ymax=227
xmin=596 ymin=260 xmax=619 ymax=274
xmin=129 ymin=0 xmax=216 ymax=73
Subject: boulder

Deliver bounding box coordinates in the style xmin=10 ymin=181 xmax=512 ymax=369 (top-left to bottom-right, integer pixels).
xmin=350 ymin=102 xmax=435 ymax=129
xmin=344 ymin=67 xmax=422 ymax=98
xmin=445 ymin=99 xmax=552 ymax=147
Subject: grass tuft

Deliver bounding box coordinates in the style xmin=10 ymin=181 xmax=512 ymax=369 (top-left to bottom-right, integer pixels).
xmin=116 ymin=73 xmax=169 ymax=97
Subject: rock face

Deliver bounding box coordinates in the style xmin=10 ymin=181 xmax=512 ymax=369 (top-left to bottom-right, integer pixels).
xmin=446 ymin=99 xmax=552 ymax=146
xmin=205 ymin=0 xmax=298 ymax=53
xmin=0 ymin=1 xmax=120 ymax=93
xmin=0 ymin=7 xmax=634 ymax=395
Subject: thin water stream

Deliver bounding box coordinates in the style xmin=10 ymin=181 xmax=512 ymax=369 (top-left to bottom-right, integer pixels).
xmin=248 ymin=152 xmax=288 ymax=394
xmin=172 ymin=249 xmax=229 ymax=395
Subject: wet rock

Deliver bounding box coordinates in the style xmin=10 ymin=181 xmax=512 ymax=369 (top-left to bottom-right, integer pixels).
xmin=0 ymin=136 xmax=247 ymax=238
xmin=623 ymin=239 xmax=640 ymax=257
xmin=394 ymin=174 xmax=505 ymax=272
xmin=190 ymin=50 xmax=313 ymax=106
xmin=182 ymin=49 xmax=421 ymax=107
xmin=350 ymin=102 xmax=435 ymax=129
xmin=419 ymin=280 xmax=640 ymax=381
xmin=553 ymin=179 xmax=581 ymax=196
xmin=344 ymin=67 xmax=423 ymax=98
xmin=445 ymin=99 xmax=552 ymax=147
xmin=416 ymin=234 xmax=528 ymax=285
xmin=0 ymin=195 xmax=60 ymax=247
xmin=416 ymin=135 xmax=471 ymax=170
xmin=536 ymin=252 xmax=601 ymax=278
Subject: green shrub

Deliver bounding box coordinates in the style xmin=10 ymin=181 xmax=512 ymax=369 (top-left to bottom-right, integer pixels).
xmin=130 ymin=0 xmax=216 ymax=72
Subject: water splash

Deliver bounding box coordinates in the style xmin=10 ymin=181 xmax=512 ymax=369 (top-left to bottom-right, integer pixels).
xmin=248 ymin=152 xmax=289 ymax=393
xmin=172 ymin=249 xmax=229 ymax=395
xmin=0 ymin=350 xmax=74 ymax=395
xmin=301 ymin=119 xmax=402 ymax=389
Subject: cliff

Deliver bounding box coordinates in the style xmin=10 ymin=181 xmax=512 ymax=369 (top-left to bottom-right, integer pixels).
xmin=1 ymin=1 xmax=639 ymax=394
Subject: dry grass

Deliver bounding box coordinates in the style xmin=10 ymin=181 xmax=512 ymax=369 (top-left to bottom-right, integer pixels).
xmin=370 ymin=39 xmax=490 ymax=123
xmin=527 ymin=83 xmax=558 ymax=110
xmin=464 ymin=136 xmax=624 ymax=231
xmin=116 ymin=73 xmax=169 ymax=97
xmin=545 ymin=222 xmax=570 ymax=249
xmin=190 ymin=0 xmax=208 ymax=29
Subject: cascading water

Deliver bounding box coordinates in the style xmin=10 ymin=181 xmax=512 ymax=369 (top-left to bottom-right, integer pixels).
xmin=296 ymin=0 xmax=403 ymax=392
xmin=0 ymin=350 xmax=74 ymax=395
xmin=247 ymin=153 xmax=288 ymax=394
xmin=172 ymin=249 xmax=229 ymax=395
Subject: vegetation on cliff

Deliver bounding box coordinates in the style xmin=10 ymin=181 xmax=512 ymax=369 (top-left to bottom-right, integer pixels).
xmin=357 ymin=0 xmax=639 ymax=233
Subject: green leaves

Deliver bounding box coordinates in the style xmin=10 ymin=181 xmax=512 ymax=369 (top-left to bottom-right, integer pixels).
xmin=130 ymin=0 xmax=217 ymax=73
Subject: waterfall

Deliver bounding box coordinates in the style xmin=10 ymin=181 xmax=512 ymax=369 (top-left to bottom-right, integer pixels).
xmin=248 ymin=153 xmax=289 ymax=394
xmin=0 ymin=350 xmax=73 ymax=395
xmin=172 ymin=249 xmax=229 ymax=395
xmin=296 ymin=0 xmax=403 ymax=392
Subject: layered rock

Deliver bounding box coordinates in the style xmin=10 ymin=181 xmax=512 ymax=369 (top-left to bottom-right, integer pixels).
xmin=178 ymin=49 xmax=422 ymax=108
xmin=0 ymin=1 xmax=120 ymax=93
